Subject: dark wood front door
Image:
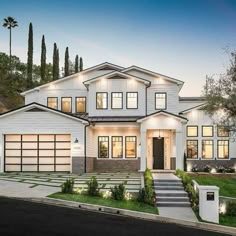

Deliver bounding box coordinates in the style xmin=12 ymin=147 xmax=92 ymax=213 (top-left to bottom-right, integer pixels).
xmin=153 ymin=137 xmax=164 ymax=169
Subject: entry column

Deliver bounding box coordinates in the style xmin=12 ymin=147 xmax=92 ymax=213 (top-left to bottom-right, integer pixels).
xmin=140 ymin=130 xmax=147 ymax=172
xmin=175 ymin=130 xmax=184 ymax=170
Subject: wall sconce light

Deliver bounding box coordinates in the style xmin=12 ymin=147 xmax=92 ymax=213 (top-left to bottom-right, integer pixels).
xmin=74 ymin=138 xmax=79 ymax=143
xmin=158 ymin=129 xmax=162 ymax=139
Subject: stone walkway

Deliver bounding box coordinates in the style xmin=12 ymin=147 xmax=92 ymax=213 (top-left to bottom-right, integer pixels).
xmin=153 ymin=173 xmax=198 ymax=222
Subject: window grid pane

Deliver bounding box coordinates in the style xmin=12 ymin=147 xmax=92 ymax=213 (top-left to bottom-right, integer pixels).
xmin=187 ymin=126 xmax=198 ymax=137
xmin=155 ymin=93 xmax=166 ymax=109
xmin=218 ymin=140 xmax=229 ymax=159
xmin=202 ymin=140 xmax=213 ymax=159
xmin=112 ymin=136 xmax=123 ymax=158
xmin=112 ymin=93 xmax=122 ymax=109
xmin=98 ymin=136 xmax=109 ymax=158
xmin=97 ymin=93 xmax=107 ymax=109
xmin=61 ymin=97 xmax=72 ymax=112
xmin=125 ymin=136 xmax=136 ymax=158
xmin=202 ymin=126 xmax=213 ymax=137
xmin=187 ymin=140 xmax=198 ymax=159
xmin=47 ymin=98 xmax=58 ymax=109
xmin=76 ymin=97 xmax=86 ymax=113
xmin=127 ymin=93 xmax=138 ymax=109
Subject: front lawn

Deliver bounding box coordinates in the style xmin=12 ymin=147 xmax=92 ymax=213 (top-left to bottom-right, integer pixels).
xmin=190 ymin=174 xmax=236 ymax=198
xmin=49 ymin=192 xmax=159 ymax=215
xmin=219 ymin=215 xmax=236 ymax=228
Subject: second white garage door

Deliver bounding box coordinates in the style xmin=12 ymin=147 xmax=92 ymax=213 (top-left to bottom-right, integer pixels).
xmin=4 ymin=134 xmax=71 ymax=172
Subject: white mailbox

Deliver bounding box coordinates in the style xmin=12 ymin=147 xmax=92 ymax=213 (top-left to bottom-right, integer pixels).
xmin=198 ymin=185 xmax=219 ymax=224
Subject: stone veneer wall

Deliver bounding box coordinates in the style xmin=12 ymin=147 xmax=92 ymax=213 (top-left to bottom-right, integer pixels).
xmin=72 ymin=156 xmax=85 ymax=174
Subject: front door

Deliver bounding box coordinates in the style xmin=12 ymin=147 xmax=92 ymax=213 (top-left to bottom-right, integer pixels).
xmin=153 ymin=137 xmax=164 ymax=169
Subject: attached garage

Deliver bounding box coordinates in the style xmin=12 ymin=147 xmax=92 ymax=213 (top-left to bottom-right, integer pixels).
xmin=4 ymin=134 xmax=71 ymax=172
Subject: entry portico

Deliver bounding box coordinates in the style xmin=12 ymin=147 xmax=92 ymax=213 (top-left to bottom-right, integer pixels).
xmin=137 ymin=111 xmax=188 ymax=172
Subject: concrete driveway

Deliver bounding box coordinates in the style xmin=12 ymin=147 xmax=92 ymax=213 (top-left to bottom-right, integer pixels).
xmin=0 ymin=180 xmax=60 ymax=198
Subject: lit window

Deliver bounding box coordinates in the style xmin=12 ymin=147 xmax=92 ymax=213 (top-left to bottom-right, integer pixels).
xmin=202 ymin=126 xmax=213 ymax=137
xmin=47 ymin=97 xmax=58 ymax=109
xmin=127 ymin=92 xmax=138 ymax=109
xmin=218 ymin=140 xmax=229 ymax=159
xmin=96 ymin=93 xmax=108 ymax=109
xmin=187 ymin=126 xmax=198 ymax=137
xmin=155 ymin=93 xmax=167 ymax=110
xmin=112 ymin=137 xmax=123 ymax=158
xmin=98 ymin=136 xmax=109 ymax=158
xmin=125 ymin=136 xmax=136 ymax=158
xmin=186 ymin=140 xmax=198 ymax=159
xmin=112 ymin=93 xmax=122 ymax=109
xmin=76 ymin=97 xmax=86 ymax=113
xmin=217 ymin=126 xmax=229 ymax=137
xmin=202 ymin=140 xmax=213 ymax=159
xmin=61 ymin=97 xmax=72 ymax=112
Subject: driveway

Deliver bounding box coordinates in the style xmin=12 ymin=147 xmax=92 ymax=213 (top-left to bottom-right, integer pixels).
xmin=0 ymin=197 xmax=227 ymax=236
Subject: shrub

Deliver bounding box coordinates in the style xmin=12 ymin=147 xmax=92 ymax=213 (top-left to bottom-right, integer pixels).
xmin=225 ymin=167 xmax=235 ymax=173
xmin=191 ymin=165 xmax=199 ymax=172
xmin=61 ymin=178 xmax=74 ymax=194
xmin=216 ymin=166 xmax=226 ymax=173
xmin=87 ymin=176 xmax=99 ymax=196
xmin=182 ymin=174 xmax=192 ymax=187
xmin=203 ymin=165 xmax=211 ymax=173
xmin=226 ymin=201 xmax=236 ymax=216
xmin=110 ymin=183 xmax=126 ymax=200
xmin=175 ymin=169 xmax=185 ymax=178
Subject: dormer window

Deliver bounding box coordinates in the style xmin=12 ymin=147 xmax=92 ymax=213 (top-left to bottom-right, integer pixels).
xmin=96 ymin=92 xmax=108 ymax=109
xmin=155 ymin=93 xmax=167 ymax=110
xmin=126 ymin=92 xmax=138 ymax=109
xmin=61 ymin=97 xmax=72 ymax=113
xmin=111 ymin=92 xmax=123 ymax=109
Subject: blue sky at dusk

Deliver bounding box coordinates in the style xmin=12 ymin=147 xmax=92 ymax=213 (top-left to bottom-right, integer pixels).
xmin=0 ymin=0 xmax=236 ymax=95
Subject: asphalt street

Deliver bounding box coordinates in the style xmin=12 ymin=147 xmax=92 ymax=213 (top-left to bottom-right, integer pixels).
xmin=0 ymin=197 xmax=229 ymax=236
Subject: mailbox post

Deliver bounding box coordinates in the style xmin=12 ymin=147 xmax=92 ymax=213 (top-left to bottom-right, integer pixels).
xmin=198 ymin=185 xmax=219 ymax=223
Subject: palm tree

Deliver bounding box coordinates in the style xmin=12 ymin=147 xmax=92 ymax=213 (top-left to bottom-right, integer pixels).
xmin=2 ymin=16 xmax=18 ymax=71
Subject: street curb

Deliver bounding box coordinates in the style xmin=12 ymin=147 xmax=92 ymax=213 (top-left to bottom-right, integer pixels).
xmin=10 ymin=196 xmax=236 ymax=235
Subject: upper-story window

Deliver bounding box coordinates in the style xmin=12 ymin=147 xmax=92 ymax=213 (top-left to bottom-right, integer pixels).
xmin=187 ymin=126 xmax=198 ymax=137
xmin=155 ymin=92 xmax=167 ymax=110
xmin=126 ymin=92 xmax=138 ymax=109
xmin=96 ymin=92 xmax=108 ymax=109
xmin=61 ymin=97 xmax=72 ymax=113
xmin=217 ymin=126 xmax=229 ymax=137
xmin=111 ymin=92 xmax=123 ymax=109
xmin=47 ymin=97 xmax=58 ymax=109
xmin=202 ymin=126 xmax=213 ymax=137
xmin=76 ymin=97 xmax=86 ymax=113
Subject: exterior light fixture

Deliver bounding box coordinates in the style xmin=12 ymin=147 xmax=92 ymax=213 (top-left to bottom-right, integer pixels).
xmin=74 ymin=138 xmax=79 ymax=143
xmin=158 ymin=129 xmax=162 ymax=139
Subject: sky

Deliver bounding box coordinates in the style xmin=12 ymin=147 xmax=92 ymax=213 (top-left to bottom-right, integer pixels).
xmin=0 ymin=0 xmax=236 ymax=96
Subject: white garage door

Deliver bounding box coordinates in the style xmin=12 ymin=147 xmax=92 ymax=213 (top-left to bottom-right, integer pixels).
xmin=4 ymin=134 xmax=71 ymax=172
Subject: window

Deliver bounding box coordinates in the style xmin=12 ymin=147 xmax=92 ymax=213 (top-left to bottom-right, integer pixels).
xmin=112 ymin=136 xmax=123 ymax=158
xmin=217 ymin=126 xmax=229 ymax=137
xmin=186 ymin=140 xmax=198 ymax=159
xmin=111 ymin=93 xmax=123 ymax=109
xmin=96 ymin=93 xmax=108 ymax=109
xmin=202 ymin=140 xmax=213 ymax=159
xmin=125 ymin=136 xmax=136 ymax=158
xmin=155 ymin=93 xmax=167 ymax=110
xmin=187 ymin=126 xmax=198 ymax=137
xmin=98 ymin=136 xmax=109 ymax=158
xmin=126 ymin=92 xmax=138 ymax=109
xmin=47 ymin=97 xmax=58 ymax=109
xmin=217 ymin=140 xmax=229 ymax=159
xmin=76 ymin=97 xmax=86 ymax=113
xmin=61 ymin=97 xmax=72 ymax=112
xmin=202 ymin=126 xmax=213 ymax=137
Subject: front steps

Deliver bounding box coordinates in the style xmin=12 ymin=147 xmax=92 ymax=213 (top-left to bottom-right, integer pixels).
xmin=154 ymin=178 xmax=191 ymax=207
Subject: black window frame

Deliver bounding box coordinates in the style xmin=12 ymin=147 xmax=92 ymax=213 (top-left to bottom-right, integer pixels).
xmin=111 ymin=136 xmax=123 ymax=158
xmin=125 ymin=136 xmax=137 ymax=158
xmin=61 ymin=97 xmax=72 ymax=113
xmin=98 ymin=136 xmax=109 ymax=158
xmin=96 ymin=92 xmax=108 ymax=110
xmin=111 ymin=92 xmax=123 ymax=109
xmin=202 ymin=125 xmax=214 ymax=137
xmin=202 ymin=140 xmax=214 ymax=159
xmin=217 ymin=140 xmax=229 ymax=159
xmin=126 ymin=92 xmax=138 ymax=109
xmin=75 ymin=96 xmax=86 ymax=113
xmin=155 ymin=92 xmax=167 ymax=110
xmin=186 ymin=126 xmax=198 ymax=137
xmin=47 ymin=97 xmax=58 ymax=110
xmin=186 ymin=140 xmax=198 ymax=159
xmin=217 ymin=126 xmax=229 ymax=137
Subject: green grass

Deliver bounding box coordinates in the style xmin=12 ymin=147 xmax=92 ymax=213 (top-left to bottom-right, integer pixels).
xmin=49 ymin=192 xmax=158 ymax=215
xmin=219 ymin=215 xmax=236 ymax=228
xmin=190 ymin=175 xmax=236 ymax=198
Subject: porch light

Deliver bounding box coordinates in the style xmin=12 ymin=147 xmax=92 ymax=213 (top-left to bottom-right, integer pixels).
xmin=158 ymin=129 xmax=162 ymax=139
xmin=74 ymin=138 xmax=79 ymax=143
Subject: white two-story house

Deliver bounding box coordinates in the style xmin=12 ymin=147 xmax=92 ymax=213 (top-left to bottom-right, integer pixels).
xmin=0 ymin=62 xmax=235 ymax=173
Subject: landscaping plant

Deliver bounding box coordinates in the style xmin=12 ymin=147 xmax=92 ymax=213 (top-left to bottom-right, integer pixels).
xmin=61 ymin=178 xmax=74 ymax=194
xmin=226 ymin=201 xmax=236 ymax=217
xmin=110 ymin=183 xmax=126 ymax=200
xmin=87 ymin=176 xmax=99 ymax=196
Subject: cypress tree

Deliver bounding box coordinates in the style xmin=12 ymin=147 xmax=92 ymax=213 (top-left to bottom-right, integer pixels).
xmin=75 ymin=54 xmax=79 ymax=73
xmin=52 ymin=43 xmax=57 ymax=80
xmin=40 ymin=35 xmax=46 ymax=83
xmin=64 ymin=47 xmax=69 ymax=76
xmin=79 ymin=57 xmax=83 ymax=71
xmin=27 ymin=22 xmax=33 ymax=88
xmin=56 ymin=48 xmax=60 ymax=79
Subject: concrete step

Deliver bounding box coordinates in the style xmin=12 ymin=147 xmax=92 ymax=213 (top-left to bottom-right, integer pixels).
xmin=154 ymin=179 xmax=182 ymax=183
xmin=156 ymin=202 xmax=191 ymax=207
xmin=156 ymin=191 xmax=188 ymax=197
xmin=154 ymin=183 xmax=183 ymax=187
xmin=156 ymin=196 xmax=189 ymax=202
xmin=154 ymin=186 xmax=184 ymax=190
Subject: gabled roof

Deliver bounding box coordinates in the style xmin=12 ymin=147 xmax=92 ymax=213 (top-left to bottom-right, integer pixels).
xmin=0 ymin=103 xmax=89 ymax=124
xmin=179 ymin=103 xmax=207 ymax=114
xmin=137 ymin=110 xmax=188 ymax=123
xmin=122 ymin=65 xmax=184 ymax=86
xmin=21 ymin=62 xmax=124 ymax=96
xmin=83 ymin=71 xmax=151 ymax=86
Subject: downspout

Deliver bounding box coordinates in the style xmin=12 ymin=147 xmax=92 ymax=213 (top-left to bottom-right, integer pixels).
xmin=84 ymin=122 xmax=90 ymax=173
xmin=145 ymin=82 xmax=151 ymax=116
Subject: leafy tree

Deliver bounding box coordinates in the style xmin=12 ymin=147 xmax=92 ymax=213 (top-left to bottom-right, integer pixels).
xmin=27 ymin=22 xmax=33 ymax=89
xmin=40 ymin=35 xmax=46 ymax=83
xmin=2 ymin=16 xmax=18 ymax=72
xmin=79 ymin=57 xmax=83 ymax=71
xmin=75 ymin=54 xmax=79 ymax=73
xmin=52 ymin=43 xmax=58 ymax=80
xmin=203 ymin=51 xmax=236 ymax=136
xmin=64 ymin=47 xmax=69 ymax=76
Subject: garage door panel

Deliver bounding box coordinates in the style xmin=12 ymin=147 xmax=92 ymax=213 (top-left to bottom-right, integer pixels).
xmin=5 ymin=150 xmax=21 ymax=156
xmin=5 ymin=135 xmax=21 ymax=142
xmin=39 ymin=165 xmax=54 ymax=172
xmin=56 ymin=157 xmax=70 ymax=164
xmin=5 ymin=165 xmax=21 ymax=171
xmin=5 ymin=157 xmax=21 ymax=164
xmin=22 ymin=134 xmax=37 ymax=141
xmin=56 ymin=150 xmax=70 ymax=157
xmin=22 ymin=165 xmax=38 ymax=171
xmin=56 ymin=165 xmax=70 ymax=172
xmin=22 ymin=150 xmax=37 ymax=157
xmin=39 ymin=157 xmax=54 ymax=164
xmin=56 ymin=142 xmax=71 ymax=149
xmin=39 ymin=135 xmax=54 ymax=141
xmin=39 ymin=142 xmax=54 ymax=149
xmin=22 ymin=157 xmax=38 ymax=164
xmin=56 ymin=134 xmax=70 ymax=141
xmin=39 ymin=150 xmax=55 ymax=156
xmin=5 ymin=142 xmax=21 ymax=149
xmin=22 ymin=142 xmax=38 ymax=149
